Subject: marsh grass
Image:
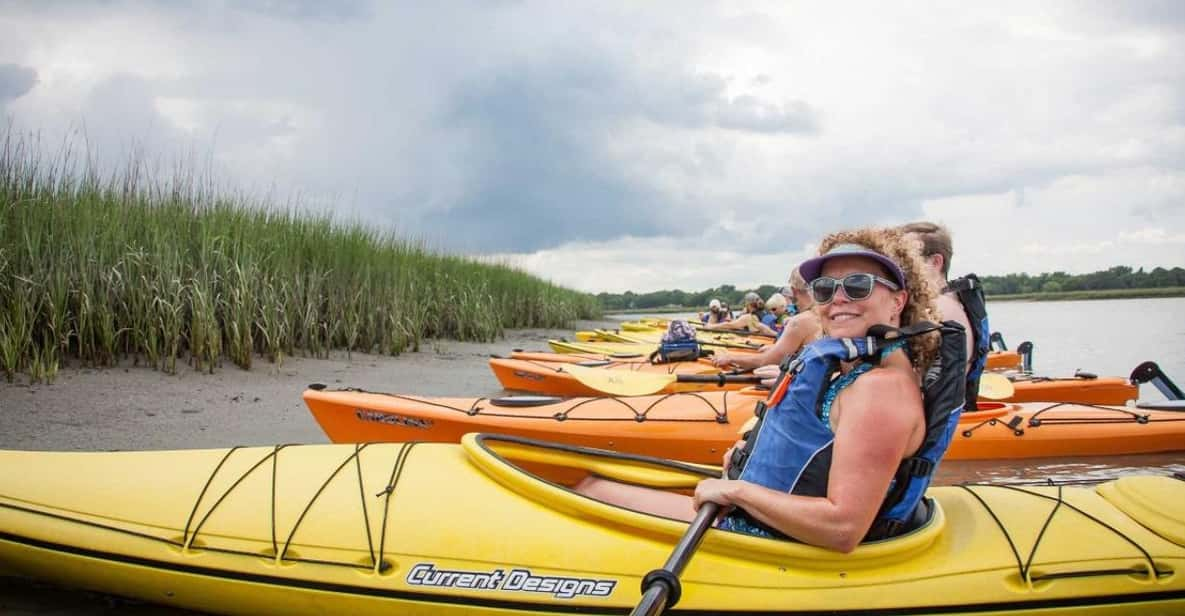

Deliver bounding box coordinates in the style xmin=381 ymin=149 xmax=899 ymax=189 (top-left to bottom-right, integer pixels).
xmin=0 ymin=130 xmax=599 ymax=383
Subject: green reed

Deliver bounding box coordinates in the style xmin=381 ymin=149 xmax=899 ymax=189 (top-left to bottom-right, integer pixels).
xmin=0 ymin=130 xmax=600 ymax=383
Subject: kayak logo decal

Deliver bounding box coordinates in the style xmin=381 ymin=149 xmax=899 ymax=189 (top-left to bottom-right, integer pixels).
xmin=354 ymin=408 xmax=434 ymax=429
xmin=406 ymin=562 xmax=616 ymax=599
xmin=512 ymin=370 xmax=546 ymax=381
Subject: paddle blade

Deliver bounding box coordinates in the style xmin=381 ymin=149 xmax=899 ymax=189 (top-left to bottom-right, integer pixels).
xmin=978 ymin=372 xmax=1015 ymax=400
xmin=564 ymin=364 xmax=677 ymax=396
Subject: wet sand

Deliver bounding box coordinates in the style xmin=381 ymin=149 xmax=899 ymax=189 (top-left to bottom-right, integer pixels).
xmin=0 ymin=321 xmax=615 ymax=614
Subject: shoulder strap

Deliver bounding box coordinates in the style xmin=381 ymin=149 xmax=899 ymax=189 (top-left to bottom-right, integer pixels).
xmin=874 ymin=320 xmax=967 ymax=536
xmin=945 ymin=273 xmax=991 ymax=410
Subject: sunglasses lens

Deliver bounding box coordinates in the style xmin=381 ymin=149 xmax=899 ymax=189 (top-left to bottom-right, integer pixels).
xmin=810 ymin=278 xmax=837 ymax=304
xmin=842 ymin=274 xmax=875 ymax=301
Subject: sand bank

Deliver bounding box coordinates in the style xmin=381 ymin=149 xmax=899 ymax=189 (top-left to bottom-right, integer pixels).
xmin=0 ymin=321 xmax=615 ymax=614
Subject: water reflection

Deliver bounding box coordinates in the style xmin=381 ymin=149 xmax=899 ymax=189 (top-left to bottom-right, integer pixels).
xmin=936 ymin=452 xmax=1185 ymax=485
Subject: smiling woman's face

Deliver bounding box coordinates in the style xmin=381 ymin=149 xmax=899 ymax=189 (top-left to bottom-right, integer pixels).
xmin=818 ymin=255 xmax=907 ymax=338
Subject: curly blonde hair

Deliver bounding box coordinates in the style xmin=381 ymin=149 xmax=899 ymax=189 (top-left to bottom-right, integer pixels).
xmin=815 ymin=227 xmax=941 ymax=374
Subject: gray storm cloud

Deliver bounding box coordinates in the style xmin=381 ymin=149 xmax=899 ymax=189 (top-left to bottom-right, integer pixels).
xmin=0 ymin=64 xmax=38 ymax=104
xmin=412 ymin=51 xmax=824 ymax=251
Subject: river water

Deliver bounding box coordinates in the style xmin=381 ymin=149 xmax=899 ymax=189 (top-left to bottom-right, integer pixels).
xmin=616 ymin=297 xmax=1185 ymax=484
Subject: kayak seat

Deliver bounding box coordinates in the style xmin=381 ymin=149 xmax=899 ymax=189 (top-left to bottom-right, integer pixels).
xmin=866 ymin=497 xmax=935 ymax=543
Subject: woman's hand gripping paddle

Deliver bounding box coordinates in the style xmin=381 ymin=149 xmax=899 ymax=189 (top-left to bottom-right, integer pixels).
xmin=631 ymin=354 xmax=798 ymax=615
xmin=563 ymin=364 xmax=762 ymax=397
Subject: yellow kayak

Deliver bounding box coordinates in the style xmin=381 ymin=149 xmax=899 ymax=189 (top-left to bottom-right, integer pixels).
xmin=1 ymin=435 xmax=1183 ymax=614
xmin=547 ymin=339 xmax=658 ymax=356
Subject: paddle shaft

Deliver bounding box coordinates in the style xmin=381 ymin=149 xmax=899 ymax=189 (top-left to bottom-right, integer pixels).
xmin=677 ymin=373 xmax=762 ymax=385
xmin=603 ymin=329 xmax=762 ymax=351
xmin=700 ymin=326 xmax=776 ymax=340
xmin=631 ymin=503 xmax=720 ymax=616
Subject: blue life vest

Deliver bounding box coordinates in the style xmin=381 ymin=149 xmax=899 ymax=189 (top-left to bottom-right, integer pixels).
xmin=724 ymin=321 xmax=967 ymax=541
xmin=946 ymin=274 xmax=990 ymax=410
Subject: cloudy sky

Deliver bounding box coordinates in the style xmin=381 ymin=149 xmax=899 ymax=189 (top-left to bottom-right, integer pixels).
xmin=2 ymin=1 xmax=1183 ymax=293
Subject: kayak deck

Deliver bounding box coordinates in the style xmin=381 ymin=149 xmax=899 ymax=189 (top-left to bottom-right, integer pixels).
xmin=0 ymin=436 xmax=1183 ymax=615
xmin=305 ymin=388 xmax=1185 ymax=461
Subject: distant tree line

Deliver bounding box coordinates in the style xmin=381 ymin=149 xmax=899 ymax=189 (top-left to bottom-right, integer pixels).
xmin=598 ymin=266 xmax=1185 ymax=310
xmin=977 ymin=266 xmax=1185 ymax=295
xmin=598 ymin=284 xmax=781 ymax=312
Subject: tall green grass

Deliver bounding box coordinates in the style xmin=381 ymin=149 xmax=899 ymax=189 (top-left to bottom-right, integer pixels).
xmin=0 ymin=131 xmax=600 ymax=383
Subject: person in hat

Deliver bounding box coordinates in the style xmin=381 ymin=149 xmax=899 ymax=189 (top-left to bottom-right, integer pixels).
xmin=699 ymin=298 xmax=732 ymax=325
xmin=577 ymin=227 xmax=943 ymax=552
xmin=708 ymin=291 xmax=777 ymax=335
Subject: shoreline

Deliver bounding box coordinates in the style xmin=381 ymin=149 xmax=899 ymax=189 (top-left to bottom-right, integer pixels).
xmin=0 ymin=321 xmax=616 ymax=453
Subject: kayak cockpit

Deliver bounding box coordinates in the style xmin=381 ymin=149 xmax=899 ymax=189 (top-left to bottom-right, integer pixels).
xmin=462 ymin=433 xmax=945 ymax=568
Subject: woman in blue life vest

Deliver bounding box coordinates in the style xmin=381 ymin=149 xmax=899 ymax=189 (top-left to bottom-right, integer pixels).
xmin=576 ymin=227 xmax=942 ymax=553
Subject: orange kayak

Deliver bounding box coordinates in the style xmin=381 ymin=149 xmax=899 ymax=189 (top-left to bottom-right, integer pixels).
xmin=1003 ymin=374 xmax=1138 ymax=405
xmin=985 ymin=350 xmax=1021 ymax=371
xmin=303 ymin=387 xmax=1185 ymax=461
xmin=492 ymin=354 xmax=1138 ymax=405
xmin=488 ymin=356 xmax=750 ymax=397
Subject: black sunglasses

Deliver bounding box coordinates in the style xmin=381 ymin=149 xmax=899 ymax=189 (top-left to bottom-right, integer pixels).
xmin=809 ymin=273 xmax=901 ymax=305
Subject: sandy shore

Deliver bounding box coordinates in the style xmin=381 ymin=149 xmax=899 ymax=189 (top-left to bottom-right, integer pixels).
xmin=0 ymin=321 xmax=616 ymax=614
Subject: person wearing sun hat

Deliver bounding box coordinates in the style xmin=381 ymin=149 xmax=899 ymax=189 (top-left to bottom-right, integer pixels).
xmin=799 ymin=242 xmax=908 ymax=296
xmin=577 ymin=227 xmax=957 ymax=551
xmin=709 ymin=291 xmax=773 ymax=334
xmin=699 ymin=298 xmax=732 ymax=325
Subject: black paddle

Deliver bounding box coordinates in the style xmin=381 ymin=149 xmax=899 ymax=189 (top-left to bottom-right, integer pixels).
xmin=631 ymin=502 xmax=720 ymax=616
xmin=631 ymin=350 xmax=803 ymax=615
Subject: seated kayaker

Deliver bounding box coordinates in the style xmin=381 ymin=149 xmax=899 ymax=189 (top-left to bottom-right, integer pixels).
xmin=577 ymin=228 xmax=965 ymax=553
xmin=709 ymin=292 xmax=774 ymax=335
xmin=761 ymin=293 xmax=791 ymax=334
xmin=699 ymin=299 xmax=732 ymax=325
xmin=901 ymin=221 xmax=992 ymax=408
xmin=711 ymin=266 xmax=821 ymax=373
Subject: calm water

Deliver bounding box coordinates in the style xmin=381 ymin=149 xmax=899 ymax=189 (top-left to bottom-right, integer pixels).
xmin=987 ymin=297 xmax=1185 ymax=391
xmin=618 ymin=297 xmax=1185 ymax=484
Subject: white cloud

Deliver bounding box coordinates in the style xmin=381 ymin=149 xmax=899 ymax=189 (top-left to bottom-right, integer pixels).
xmin=1119 ymin=228 xmax=1185 ymax=245
xmin=492 ymin=235 xmax=817 ymax=294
